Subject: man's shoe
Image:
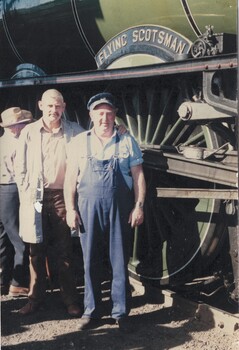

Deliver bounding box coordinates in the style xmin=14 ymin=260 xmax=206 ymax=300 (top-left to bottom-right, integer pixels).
xmin=18 ymin=301 xmax=40 ymax=315
xmin=78 ymin=317 xmax=101 ymax=331
xmin=229 ymin=288 xmax=239 ymax=306
xmin=116 ymin=317 xmax=134 ymax=333
xmin=1 ymin=285 xmax=9 ymax=296
xmin=9 ymin=285 xmax=29 ymax=297
xmin=67 ymin=304 xmax=81 ymax=317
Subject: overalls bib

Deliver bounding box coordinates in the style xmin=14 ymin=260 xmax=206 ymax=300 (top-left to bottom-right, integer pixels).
xmin=77 ymin=132 xmax=134 ymax=319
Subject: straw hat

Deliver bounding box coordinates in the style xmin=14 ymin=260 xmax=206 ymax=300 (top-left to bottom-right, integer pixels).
xmin=0 ymin=107 xmax=33 ymax=127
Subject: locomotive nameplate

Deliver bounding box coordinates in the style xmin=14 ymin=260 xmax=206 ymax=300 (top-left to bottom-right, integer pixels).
xmin=96 ymin=25 xmax=192 ymax=69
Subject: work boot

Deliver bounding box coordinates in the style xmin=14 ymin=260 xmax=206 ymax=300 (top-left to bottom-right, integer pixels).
xmin=116 ymin=317 xmax=135 ymax=333
xmin=67 ymin=304 xmax=81 ymax=317
xmin=19 ymin=300 xmax=41 ymax=315
xmin=78 ymin=317 xmax=101 ymax=331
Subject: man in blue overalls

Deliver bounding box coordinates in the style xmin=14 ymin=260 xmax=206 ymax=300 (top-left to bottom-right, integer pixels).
xmin=64 ymin=92 xmax=146 ymax=331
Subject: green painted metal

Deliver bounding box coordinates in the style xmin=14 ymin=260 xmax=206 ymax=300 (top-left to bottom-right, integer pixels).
xmin=0 ymin=0 xmax=237 ymax=79
xmin=96 ymin=0 xmax=236 ymax=42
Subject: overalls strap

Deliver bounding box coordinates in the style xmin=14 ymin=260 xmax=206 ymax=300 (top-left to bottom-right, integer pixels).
xmin=86 ymin=131 xmax=120 ymax=161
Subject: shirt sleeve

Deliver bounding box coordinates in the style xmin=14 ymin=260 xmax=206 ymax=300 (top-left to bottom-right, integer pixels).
xmin=126 ymin=134 xmax=144 ymax=168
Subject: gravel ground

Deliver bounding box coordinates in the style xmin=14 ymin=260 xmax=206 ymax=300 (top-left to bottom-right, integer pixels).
xmin=1 ymin=278 xmax=239 ymax=350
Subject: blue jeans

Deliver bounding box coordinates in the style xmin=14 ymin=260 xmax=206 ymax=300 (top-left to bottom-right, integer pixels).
xmin=0 ymin=184 xmax=29 ymax=287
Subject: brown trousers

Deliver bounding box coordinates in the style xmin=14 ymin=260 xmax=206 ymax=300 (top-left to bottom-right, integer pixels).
xmin=28 ymin=189 xmax=78 ymax=306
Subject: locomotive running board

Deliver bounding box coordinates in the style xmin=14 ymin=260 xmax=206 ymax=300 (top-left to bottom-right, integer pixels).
xmin=0 ymin=54 xmax=237 ymax=88
xmin=142 ymin=149 xmax=237 ymax=188
xmin=156 ymin=188 xmax=238 ymax=200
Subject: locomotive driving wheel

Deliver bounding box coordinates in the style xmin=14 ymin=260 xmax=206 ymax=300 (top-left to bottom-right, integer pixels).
xmin=112 ymin=78 xmax=231 ymax=286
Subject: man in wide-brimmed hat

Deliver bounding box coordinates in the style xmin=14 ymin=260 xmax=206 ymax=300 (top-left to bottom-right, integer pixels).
xmin=0 ymin=107 xmax=33 ymax=128
xmin=0 ymin=107 xmax=33 ymax=296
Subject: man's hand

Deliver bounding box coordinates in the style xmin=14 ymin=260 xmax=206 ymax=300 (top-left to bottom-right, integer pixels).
xmin=128 ymin=207 xmax=144 ymax=228
xmin=66 ymin=209 xmax=81 ymax=230
xmin=116 ymin=124 xmax=128 ymax=135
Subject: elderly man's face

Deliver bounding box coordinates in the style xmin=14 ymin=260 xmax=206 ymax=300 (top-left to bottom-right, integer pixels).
xmin=6 ymin=122 xmax=28 ymax=137
xmin=90 ymin=103 xmax=116 ymax=135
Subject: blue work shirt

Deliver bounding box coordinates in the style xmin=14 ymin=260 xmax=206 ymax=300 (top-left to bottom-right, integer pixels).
xmin=67 ymin=128 xmax=143 ymax=190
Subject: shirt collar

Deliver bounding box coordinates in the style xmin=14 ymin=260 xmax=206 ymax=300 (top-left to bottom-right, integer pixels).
xmin=39 ymin=118 xmax=63 ymax=134
xmin=91 ymin=126 xmax=117 ymax=139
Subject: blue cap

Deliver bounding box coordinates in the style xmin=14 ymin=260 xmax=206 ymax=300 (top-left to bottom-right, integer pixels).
xmin=87 ymin=92 xmax=117 ymax=111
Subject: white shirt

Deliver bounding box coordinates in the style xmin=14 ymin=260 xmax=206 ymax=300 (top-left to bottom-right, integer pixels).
xmin=40 ymin=122 xmax=66 ymax=189
xmin=0 ymin=131 xmax=18 ymax=184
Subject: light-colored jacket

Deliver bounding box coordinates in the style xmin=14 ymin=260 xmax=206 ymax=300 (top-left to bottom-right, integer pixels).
xmin=15 ymin=118 xmax=84 ymax=243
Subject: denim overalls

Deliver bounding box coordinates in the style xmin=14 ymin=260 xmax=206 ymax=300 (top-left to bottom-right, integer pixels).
xmin=78 ymin=132 xmax=134 ymax=319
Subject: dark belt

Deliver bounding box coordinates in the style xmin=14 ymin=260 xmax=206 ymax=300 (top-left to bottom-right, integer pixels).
xmin=0 ymin=183 xmax=16 ymax=185
xmin=44 ymin=188 xmax=63 ymax=193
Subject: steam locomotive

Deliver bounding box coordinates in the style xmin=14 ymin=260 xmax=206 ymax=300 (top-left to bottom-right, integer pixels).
xmin=0 ymin=0 xmax=238 ymax=297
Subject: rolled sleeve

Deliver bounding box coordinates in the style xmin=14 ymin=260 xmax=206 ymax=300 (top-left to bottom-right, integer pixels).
xmin=117 ymin=134 xmax=143 ymax=189
xmin=130 ymin=156 xmax=143 ymax=168
xmin=128 ymin=135 xmax=143 ymax=168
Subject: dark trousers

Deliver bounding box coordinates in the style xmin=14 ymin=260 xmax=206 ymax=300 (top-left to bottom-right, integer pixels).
xmin=0 ymin=184 xmax=29 ymax=288
xmin=28 ymin=189 xmax=78 ymax=306
xmin=0 ymin=221 xmax=14 ymax=287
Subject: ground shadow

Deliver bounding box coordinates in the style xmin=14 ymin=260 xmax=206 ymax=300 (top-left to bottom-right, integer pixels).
xmin=1 ymin=282 xmax=216 ymax=350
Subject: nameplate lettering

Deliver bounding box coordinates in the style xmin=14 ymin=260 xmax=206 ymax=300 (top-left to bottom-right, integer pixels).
xmin=95 ymin=25 xmax=192 ymax=68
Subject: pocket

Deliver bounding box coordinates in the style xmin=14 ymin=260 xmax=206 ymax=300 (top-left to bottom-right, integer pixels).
xmin=121 ymin=150 xmax=130 ymax=159
xmin=19 ymin=185 xmax=37 ymax=203
xmin=92 ymin=159 xmax=110 ymax=172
